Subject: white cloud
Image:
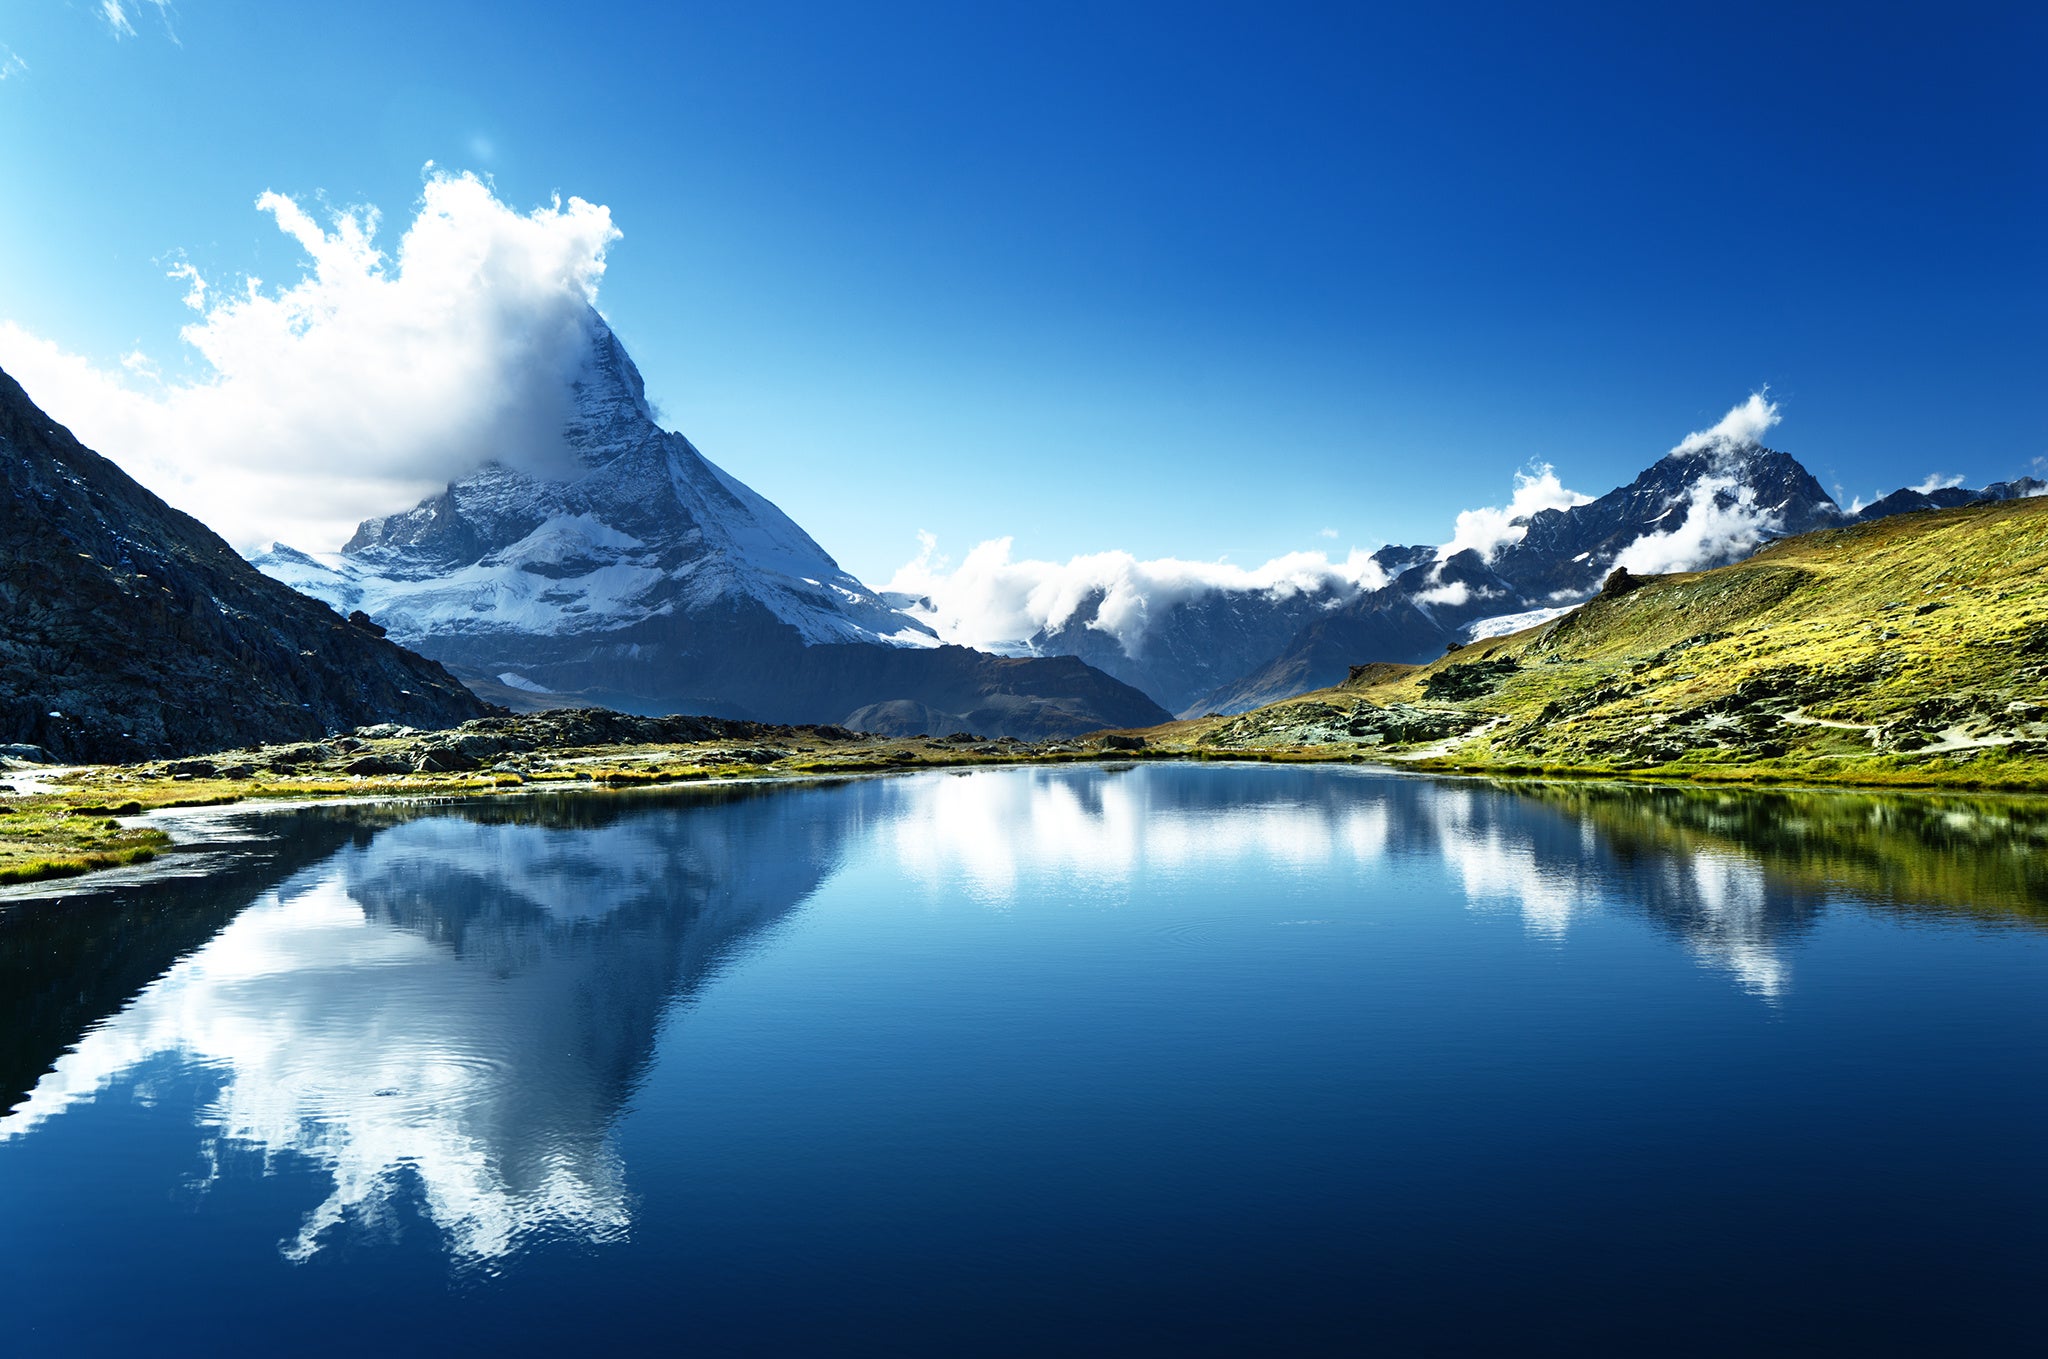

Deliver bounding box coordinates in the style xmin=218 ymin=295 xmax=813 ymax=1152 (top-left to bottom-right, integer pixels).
xmin=0 ymin=44 xmax=26 ymax=80
xmin=1670 ymin=391 xmax=1780 ymax=457
xmin=0 ymin=170 xmax=620 ymax=552
xmin=1612 ymin=473 xmax=1781 ymax=575
xmin=1435 ymin=463 xmax=1592 ymax=563
xmin=885 ymin=534 xmax=1388 ymax=657
xmin=1318 ymin=526 xmax=1339 ymax=539
xmin=1414 ymin=578 xmax=1472 ymax=607
xmin=1910 ymin=472 xmax=1965 ymax=495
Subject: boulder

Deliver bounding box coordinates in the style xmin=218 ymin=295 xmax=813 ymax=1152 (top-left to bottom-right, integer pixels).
xmin=413 ymin=746 xmax=480 ymax=774
xmin=1600 ymin=567 xmax=1647 ymax=597
xmin=353 ymin=723 xmax=415 ymax=740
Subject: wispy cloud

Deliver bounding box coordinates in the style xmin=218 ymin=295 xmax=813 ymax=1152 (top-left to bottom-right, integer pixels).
xmin=1318 ymin=526 xmax=1339 ymax=540
xmin=0 ymin=169 xmax=620 ymax=552
xmin=0 ymin=44 xmax=26 ymax=80
xmin=1670 ymin=390 xmax=1780 ymax=458
xmin=1910 ymin=472 xmax=1965 ymax=495
xmin=99 ymin=1 xmax=177 ymax=42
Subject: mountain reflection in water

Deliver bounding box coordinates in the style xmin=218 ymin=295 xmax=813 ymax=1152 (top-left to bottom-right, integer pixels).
xmin=1 ymin=782 xmax=864 ymax=1264
xmin=1 ymin=765 xmax=2043 ymax=1276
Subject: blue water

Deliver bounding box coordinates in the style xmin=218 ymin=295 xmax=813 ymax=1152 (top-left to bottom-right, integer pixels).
xmin=1 ymin=764 xmax=2044 ymax=1354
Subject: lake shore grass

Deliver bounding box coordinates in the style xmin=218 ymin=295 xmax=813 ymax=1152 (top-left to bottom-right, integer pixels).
xmin=10 ymin=722 xmax=2048 ymax=888
xmin=0 ymin=729 xmax=1157 ymax=886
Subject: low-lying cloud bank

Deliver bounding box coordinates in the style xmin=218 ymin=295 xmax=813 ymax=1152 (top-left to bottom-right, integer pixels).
xmin=885 ymin=534 xmax=1389 ymax=655
xmin=0 ymin=169 xmax=618 ymax=552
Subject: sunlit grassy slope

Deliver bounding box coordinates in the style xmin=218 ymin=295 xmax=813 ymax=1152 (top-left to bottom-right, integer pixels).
xmin=1149 ymin=496 xmax=2048 ymax=789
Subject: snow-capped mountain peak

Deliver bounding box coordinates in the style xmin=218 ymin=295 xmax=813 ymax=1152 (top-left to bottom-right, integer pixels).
xmin=260 ymin=308 xmax=935 ymax=654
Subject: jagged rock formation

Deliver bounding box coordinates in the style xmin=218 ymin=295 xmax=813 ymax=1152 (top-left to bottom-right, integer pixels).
xmin=258 ymin=314 xmax=1169 ymax=740
xmin=0 ymin=367 xmax=488 ymax=763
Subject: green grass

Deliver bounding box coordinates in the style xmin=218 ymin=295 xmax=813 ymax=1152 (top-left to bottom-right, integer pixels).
xmin=0 ymin=800 xmax=174 ymax=883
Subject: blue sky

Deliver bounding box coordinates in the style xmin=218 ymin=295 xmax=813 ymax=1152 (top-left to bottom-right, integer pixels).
xmin=1 ymin=1 xmax=2042 ymax=584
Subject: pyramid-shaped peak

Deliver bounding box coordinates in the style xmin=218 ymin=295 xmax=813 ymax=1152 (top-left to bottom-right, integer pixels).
xmin=564 ymin=310 xmax=659 ymax=461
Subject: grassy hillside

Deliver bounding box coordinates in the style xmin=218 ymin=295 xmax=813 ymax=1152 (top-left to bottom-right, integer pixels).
xmin=1146 ymin=496 xmax=2048 ymax=790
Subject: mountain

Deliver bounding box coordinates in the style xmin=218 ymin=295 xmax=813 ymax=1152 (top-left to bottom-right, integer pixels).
xmin=1044 ymin=442 xmax=2037 ymax=719
xmin=1852 ymin=476 xmax=2045 ymax=521
xmin=256 ymin=315 xmax=1170 ymax=740
xmin=1017 ymin=580 xmax=1357 ymax=717
xmin=1064 ymin=443 xmax=1839 ymax=716
xmin=0 ymin=367 xmax=487 ymax=763
xmin=1159 ymin=493 xmax=2048 ymax=793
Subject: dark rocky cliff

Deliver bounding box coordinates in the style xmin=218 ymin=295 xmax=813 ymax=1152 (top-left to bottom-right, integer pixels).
xmin=0 ymin=367 xmax=488 ymax=762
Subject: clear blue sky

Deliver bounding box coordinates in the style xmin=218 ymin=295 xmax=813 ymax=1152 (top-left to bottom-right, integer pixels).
xmin=2 ymin=1 xmax=2042 ymax=582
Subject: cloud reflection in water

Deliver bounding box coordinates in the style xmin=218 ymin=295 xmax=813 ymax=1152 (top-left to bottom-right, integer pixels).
xmin=5 ymin=767 xmax=2009 ymax=1267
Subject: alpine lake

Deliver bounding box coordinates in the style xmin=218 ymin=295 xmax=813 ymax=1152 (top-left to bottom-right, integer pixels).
xmin=2 ymin=762 xmax=2043 ymax=1354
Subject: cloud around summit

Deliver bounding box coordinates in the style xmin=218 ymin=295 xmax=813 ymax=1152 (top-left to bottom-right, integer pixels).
xmin=1670 ymin=391 xmax=1781 ymax=457
xmin=0 ymin=170 xmax=619 ymax=552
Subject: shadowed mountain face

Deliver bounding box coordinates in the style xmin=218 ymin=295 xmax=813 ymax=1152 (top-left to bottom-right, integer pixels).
xmin=257 ymin=315 xmax=1169 ymax=740
xmin=0 ymin=368 xmax=487 ymax=762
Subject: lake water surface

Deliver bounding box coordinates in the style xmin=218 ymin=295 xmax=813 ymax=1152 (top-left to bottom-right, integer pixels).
xmin=2 ymin=764 xmax=2044 ymax=1354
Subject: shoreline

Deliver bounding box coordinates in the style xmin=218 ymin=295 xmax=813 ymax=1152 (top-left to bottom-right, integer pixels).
xmin=10 ymin=735 xmax=2048 ymax=892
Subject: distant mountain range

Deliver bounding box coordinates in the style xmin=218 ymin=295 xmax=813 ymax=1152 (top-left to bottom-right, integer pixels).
xmin=980 ymin=448 xmax=2043 ymax=717
xmin=1173 ymin=491 xmax=2048 ymax=796
xmin=255 ymin=315 xmax=1169 ymax=740
xmin=0 ymin=367 xmax=487 ymax=763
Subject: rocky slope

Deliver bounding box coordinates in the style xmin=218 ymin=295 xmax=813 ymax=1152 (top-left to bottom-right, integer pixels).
xmin=0 ymin=367 xmax=488 ymax=763
xmin=257 ymin=314 xmax=1168 ymax=740
xmin=1150 ymin=495 xmax=2048 ymax=787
